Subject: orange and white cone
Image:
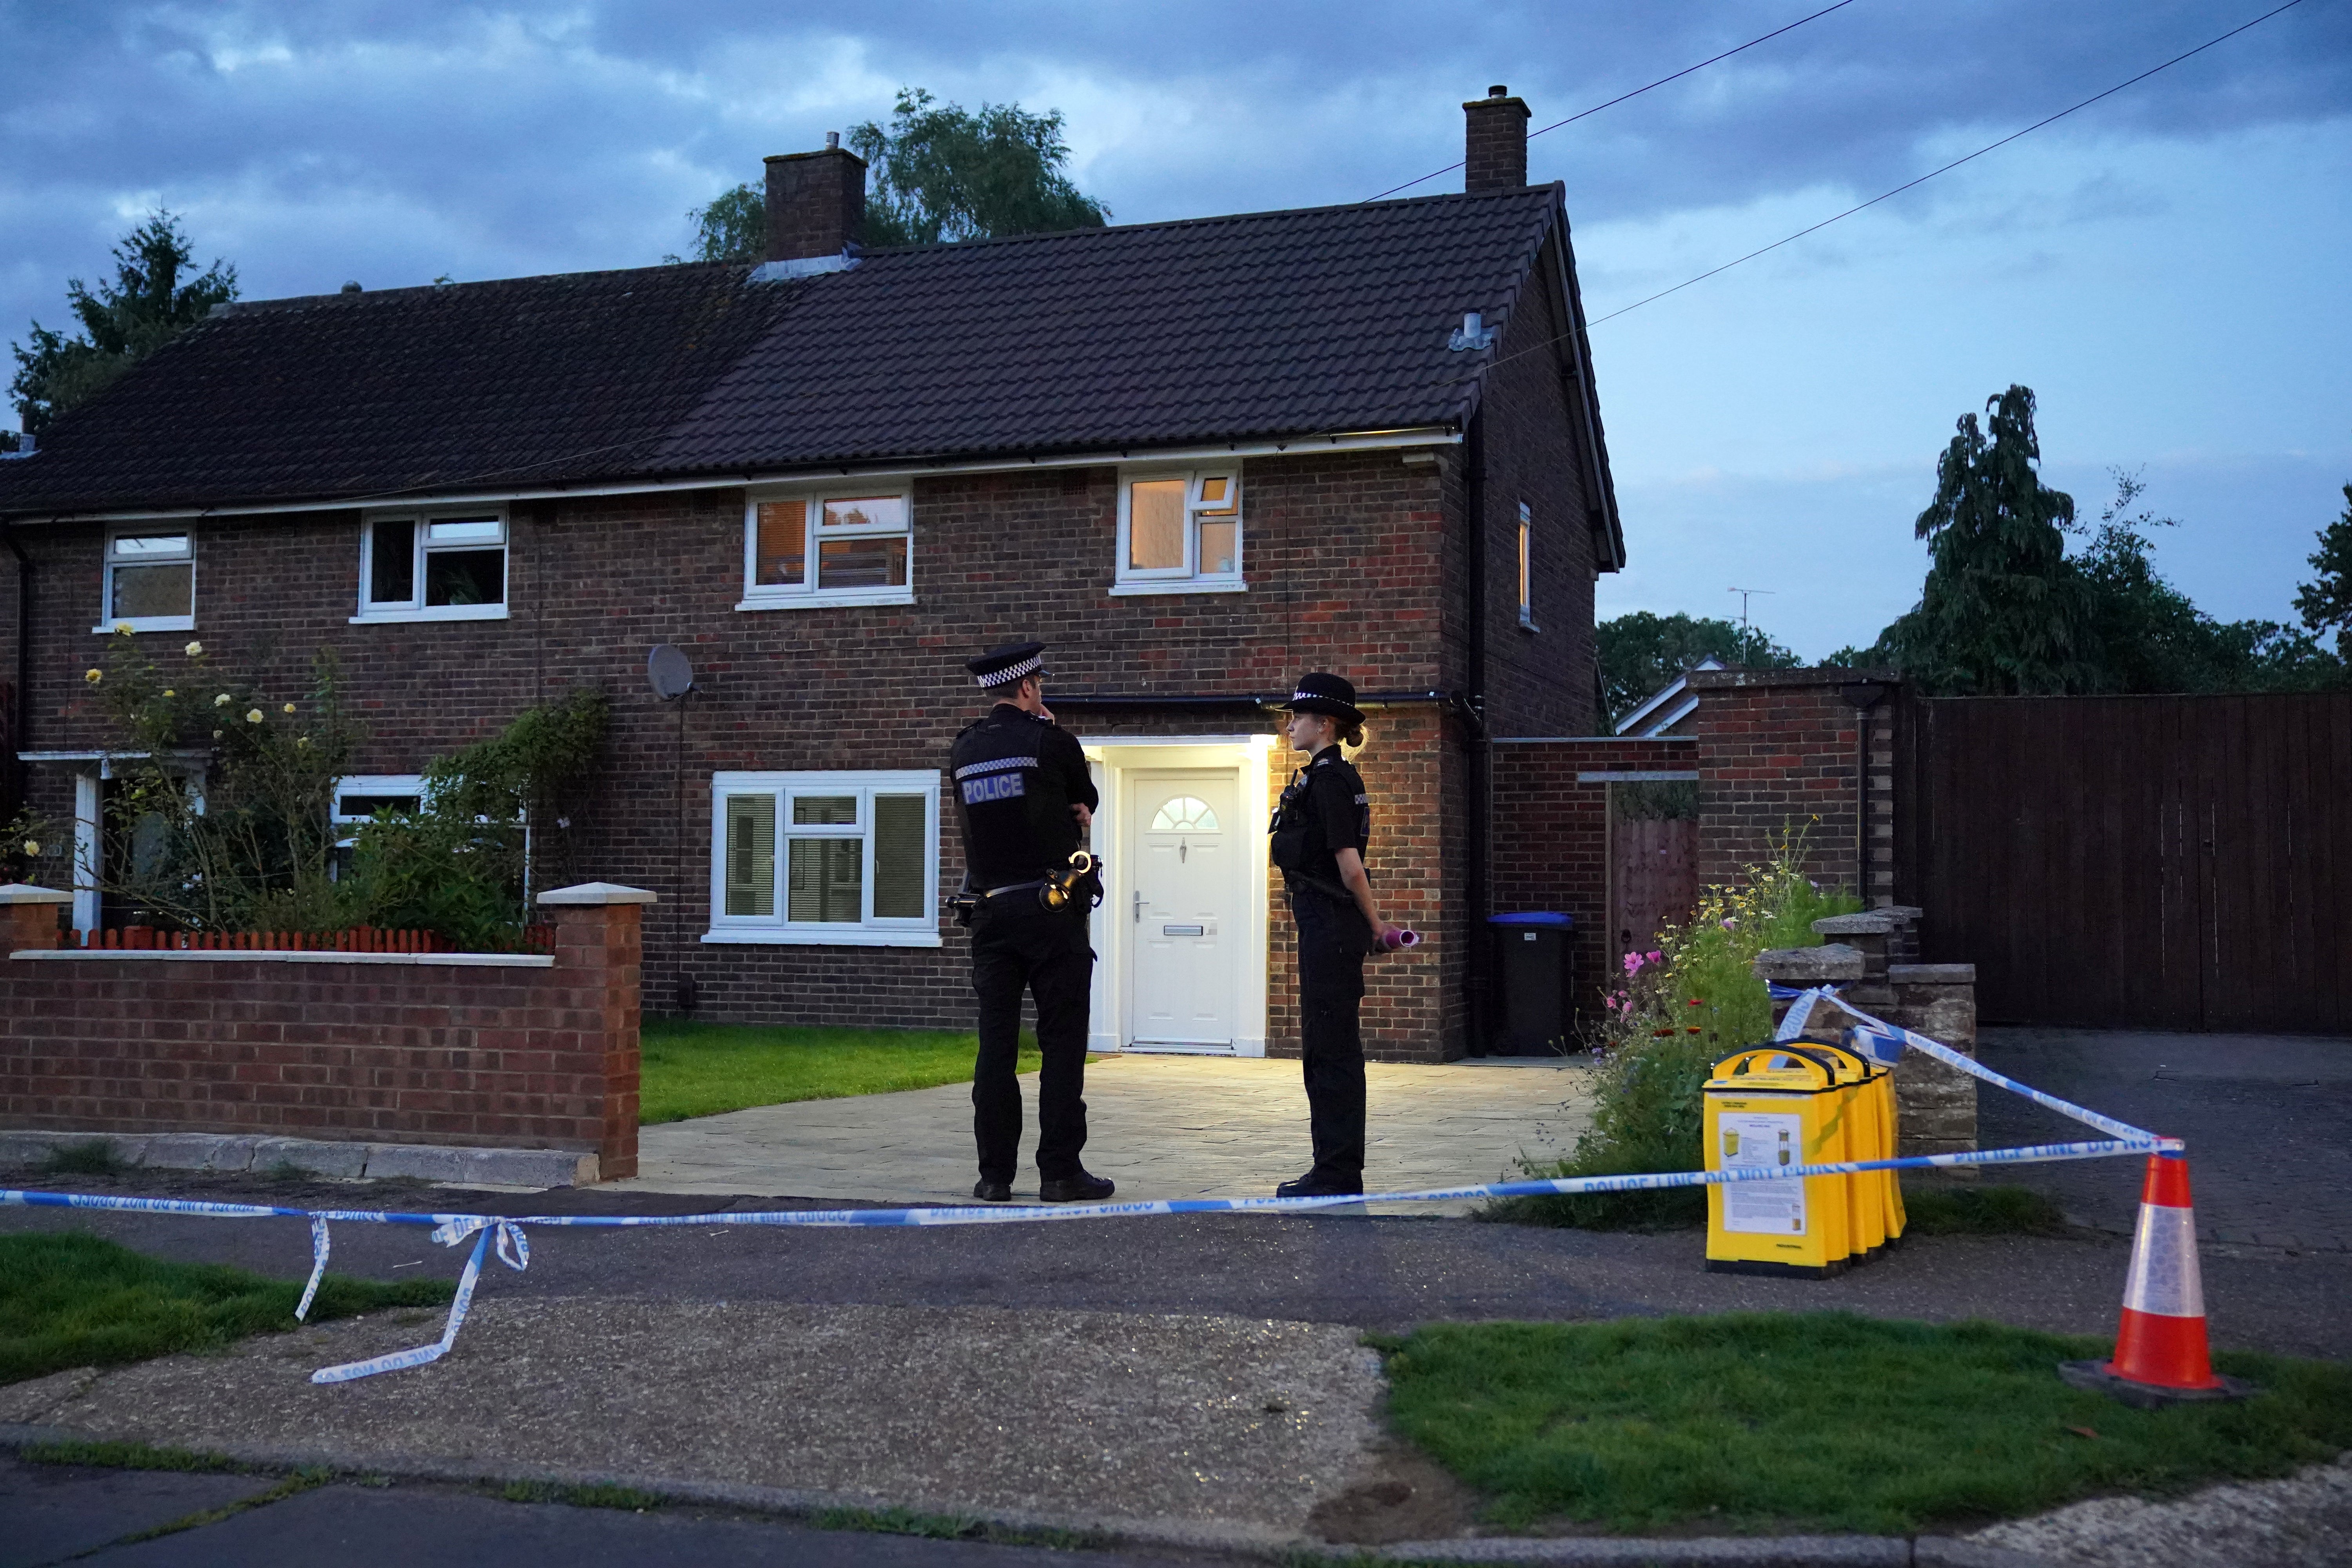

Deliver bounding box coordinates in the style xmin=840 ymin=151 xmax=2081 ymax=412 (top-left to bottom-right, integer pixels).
xmin=2059 ymin=1151 xmax=2254 ymax=1407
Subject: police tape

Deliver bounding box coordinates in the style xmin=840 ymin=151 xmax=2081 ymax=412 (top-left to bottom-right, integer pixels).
xmin=2 ymin=1002 xmax=2181 ymax=1384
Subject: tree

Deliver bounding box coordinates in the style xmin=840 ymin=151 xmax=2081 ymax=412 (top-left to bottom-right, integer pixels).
xmin=9 ymin=212 xmax=238 ymax=434
xmin=674 ymin=87 xmax=1109 ymax=262
xmin=2293 ymin=483 xmax=2352 ymax=661
xmin=1597 ymin=611 xmax=1799 ymax=728
xmin=2073 ymin=471 xmax=2341 ymax=693
xmin=1874 ymin=385 xmax=2095 ymax=695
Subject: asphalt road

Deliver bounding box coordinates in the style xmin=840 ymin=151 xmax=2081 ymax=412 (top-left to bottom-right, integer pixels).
xmin=0 ymin=1456 xmax=1195 ymax=1568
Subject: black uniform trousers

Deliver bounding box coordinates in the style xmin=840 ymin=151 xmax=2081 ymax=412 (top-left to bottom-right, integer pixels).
xmin=970 ymin=896 xmax=1094 ymax=1183
xmin=1290 ymin=887 xmax=1370 ymax=1185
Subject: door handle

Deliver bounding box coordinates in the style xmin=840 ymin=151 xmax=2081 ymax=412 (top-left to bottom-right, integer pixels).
xmin=1134 ymin=890 xmax=1143 ymax=923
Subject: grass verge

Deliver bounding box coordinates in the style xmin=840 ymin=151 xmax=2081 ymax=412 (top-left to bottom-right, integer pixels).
xmin=640 ymin=1019 xmax=1044 ymax=1123
xmin=0 ymin=1232 xmax=456 ymax=1385
xmin=1376 ymin=1312 xmax=2352 ymax=1536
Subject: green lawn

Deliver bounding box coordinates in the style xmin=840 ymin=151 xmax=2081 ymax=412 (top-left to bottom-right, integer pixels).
xmin=0 ymin=1233 xmax=456 ymax=1385
xmin=639 ymin=1019 xmax=1042 ymax=1124
xmin=1377 ymin=1312 xmax=2352 ymax=1536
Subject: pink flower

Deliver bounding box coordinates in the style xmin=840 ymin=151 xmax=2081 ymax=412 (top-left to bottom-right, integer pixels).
xmin=1646 ymin=950 xmax=1663 ymax=964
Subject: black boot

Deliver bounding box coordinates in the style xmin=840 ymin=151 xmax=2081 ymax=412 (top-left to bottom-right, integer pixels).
xmin=1276 ymin=1172 xmax=1364 ymax=1199
xmin=973 ymin=1178 xmax=1012 ymax=1203
xmin=1037 ymin=1169 xmax=1115 ymax=1203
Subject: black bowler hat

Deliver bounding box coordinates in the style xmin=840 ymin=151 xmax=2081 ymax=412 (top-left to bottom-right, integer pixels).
xmin=966 ymin=640 xmax=1048 ymax=688
xmin=1283 ymin=671 xmax=1363 ymax=728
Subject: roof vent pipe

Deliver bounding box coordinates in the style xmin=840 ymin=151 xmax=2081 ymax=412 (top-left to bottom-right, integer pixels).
xmin=825 ymin=131 xmax=840 ymax=150
xmin=1449 ymin=311 xmax=1498 ymax=352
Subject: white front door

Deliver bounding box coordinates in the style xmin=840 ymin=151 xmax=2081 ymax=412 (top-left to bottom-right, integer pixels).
xmin=1124 ymin=770 xmax=1241 ymax=1047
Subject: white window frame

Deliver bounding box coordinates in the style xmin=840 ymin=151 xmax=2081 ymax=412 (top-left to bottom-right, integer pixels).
xmin=1517 ymin=499 xmax=1539 ymax=632
xmin=353 ymin=508 xmax=510 ymax=624
xmin=96 ymin=529 xmax=197 ymax=633
xmin=737 ymin=484 xmax=917 ymax=612
xmin=1109 ymin=466 xmax=1245 ymax=596
xmin=331 ymin=774 xmax=429 ymax=838
xmin=702 ymin=769 xmax=941 ymax=946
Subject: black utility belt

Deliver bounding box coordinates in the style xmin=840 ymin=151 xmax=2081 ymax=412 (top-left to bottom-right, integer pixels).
xmin=1285 ymin=873 xmax=1357 ymax=906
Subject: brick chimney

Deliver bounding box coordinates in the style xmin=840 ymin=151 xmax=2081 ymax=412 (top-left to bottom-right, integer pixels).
xmin=763 ymin=133 xmax=866 ymax=263
xmin=1463 ymin=85 xmax=1530 ymax=192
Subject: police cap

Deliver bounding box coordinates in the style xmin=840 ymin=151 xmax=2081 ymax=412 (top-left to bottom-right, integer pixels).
xmin=966 ymin=640 xmax=1048 ymax=689
xmin=1281 ymin=671 xmax=1364 ymax=728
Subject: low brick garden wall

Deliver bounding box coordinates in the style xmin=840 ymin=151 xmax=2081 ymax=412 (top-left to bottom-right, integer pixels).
xmin=0 ymin=882 xmax=649 ymax=1179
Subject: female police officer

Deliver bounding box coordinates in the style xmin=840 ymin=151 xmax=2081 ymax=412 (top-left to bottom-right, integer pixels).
xmin=1270 ymin=672 xmax=1401 ymax=1199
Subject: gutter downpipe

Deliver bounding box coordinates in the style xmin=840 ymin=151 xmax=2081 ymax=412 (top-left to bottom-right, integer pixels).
xmin=2 ymin=521 xmax=29 ymax=816
xmin=1464 ymin=412 xmax=1492 ymax=1056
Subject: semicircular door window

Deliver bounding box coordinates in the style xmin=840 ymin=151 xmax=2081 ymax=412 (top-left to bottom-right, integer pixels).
xmin=1150 ymin=796 xmax=1221 ymax=832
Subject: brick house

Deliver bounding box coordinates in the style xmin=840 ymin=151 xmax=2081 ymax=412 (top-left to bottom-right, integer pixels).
xmin=0 ymin=89 xmax=1625 ymax=1062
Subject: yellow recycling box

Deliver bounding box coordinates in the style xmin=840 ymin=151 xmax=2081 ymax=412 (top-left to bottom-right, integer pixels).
xmin=1704 ymin=1046 xmax=1855 ymax=1278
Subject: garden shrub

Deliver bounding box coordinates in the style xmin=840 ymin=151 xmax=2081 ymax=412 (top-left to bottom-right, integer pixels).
xmin=1483 ymin=829 xmax=1859 ymax=1229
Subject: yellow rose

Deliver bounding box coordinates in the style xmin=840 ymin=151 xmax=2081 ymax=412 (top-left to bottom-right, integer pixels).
xmin=114 ymin=622 xmax=133 ymax=635
xmin=84 ymin=668 xmax=103 ymax=684
xmin=214 ymin=693 xmax=232 ymax=707
xmin=184 ymin=641 xmax=203 ymax=657
xmin=163 ymin=688 xmax=175 ymax=697
xmin=245 ymin=708 xmax=264 ymax=724
xmin=282 ymin=702 xmax=297 ymax=714
xmin=295 ymin=736 xmax=312 ymax=750
xmin=21 ymin=840 xmax=38 ymax=857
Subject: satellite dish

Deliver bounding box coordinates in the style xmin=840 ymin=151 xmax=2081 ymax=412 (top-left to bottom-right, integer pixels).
xmin=647 ymin=644 xmax=696 ymax=701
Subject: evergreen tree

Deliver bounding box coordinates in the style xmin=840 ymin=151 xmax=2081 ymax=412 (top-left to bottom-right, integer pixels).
xmin=1875 ymin=385 xmax=2095 ymax=695
xmin=675 ymin=87 xmax=1108 ymax=262
xmin=9 ymin=212 xmax=238 ymax=434
xmin=2292 ymin=483 xmax=2352 ymax=661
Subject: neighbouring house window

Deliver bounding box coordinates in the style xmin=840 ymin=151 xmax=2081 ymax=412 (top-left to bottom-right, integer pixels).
xmin=1517 ymin=500 xmax=1537 ymax=630
xmin=739 ymin=488 xmax=915 ymax=610
xmin=329 ymin=774 xmax=426 ymax=878
xmin=1112 ymin=468 xmax=1242 ymax=593
xmin=706 ymin=771 xmax=939 ymax=946
xmin=356 ymin=511 xmax=508 ymax=621
xmin=100 ymin=532 xmax=196 ymax=632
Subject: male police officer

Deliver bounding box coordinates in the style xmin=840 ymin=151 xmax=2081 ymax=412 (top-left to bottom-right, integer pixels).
xmin=950 ymin=641 xmax=1115 ymax=1205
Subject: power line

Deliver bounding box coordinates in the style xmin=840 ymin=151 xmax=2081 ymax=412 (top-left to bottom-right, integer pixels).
xmin=1363 ymin=1 xmax=1861 ymax=202
xmin=1573 ymin=0 xmax=2309 ymax=333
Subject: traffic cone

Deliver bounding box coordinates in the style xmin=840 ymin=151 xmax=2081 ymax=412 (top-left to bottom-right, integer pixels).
xmin=2058 ymin=1152 xmax=2254 ymax=1408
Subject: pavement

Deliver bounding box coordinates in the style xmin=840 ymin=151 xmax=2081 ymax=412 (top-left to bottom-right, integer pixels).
xmin=611 ymin=1053 xmax=1593 ymax=1215
xmin=3 ymin=1027 xmax=2348 ymax=1566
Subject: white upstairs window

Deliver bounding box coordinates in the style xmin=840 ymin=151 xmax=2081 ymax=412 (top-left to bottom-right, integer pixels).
xmin=100 ymin=532 xmax=196 ymax=632
xmin=740 ymin=487 xmax=915 ymax=610
xmin=1112 ymin=468 xmax=1243 ymax=595
xmin=356 ymin=511 xmax=509 ymax=622
xmin=705 ymin=771 xmax=940 ymax=946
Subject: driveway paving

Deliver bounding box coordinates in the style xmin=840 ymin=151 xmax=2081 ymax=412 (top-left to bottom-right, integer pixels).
xmin=610 ymin=1054 xmax=1593 ymax=1215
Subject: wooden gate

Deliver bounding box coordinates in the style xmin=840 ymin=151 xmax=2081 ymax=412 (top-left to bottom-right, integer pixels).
xmin=1896 ymin=693 xmax=2350 ymax=1032
xmin=1610 ymin=816 xmax=1697 ymax=964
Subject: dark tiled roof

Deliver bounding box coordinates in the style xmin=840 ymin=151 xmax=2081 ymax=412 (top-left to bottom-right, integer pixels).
xmin=0 ymin=185 xmax=1564 ymax=517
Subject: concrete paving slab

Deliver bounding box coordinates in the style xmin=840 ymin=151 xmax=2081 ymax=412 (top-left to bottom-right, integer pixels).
xmin=0 ymin=1452 xmax=282 ymax=1568
xmin=14 ymin=1298 xmax=1385 ymax=1544
xmin=614 ymin=1055 xmax=1593 ymax=1216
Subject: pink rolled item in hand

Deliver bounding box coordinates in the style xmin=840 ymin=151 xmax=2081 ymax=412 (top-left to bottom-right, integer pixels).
xmin=1379 ymin=927 xmax=1421 ymax=951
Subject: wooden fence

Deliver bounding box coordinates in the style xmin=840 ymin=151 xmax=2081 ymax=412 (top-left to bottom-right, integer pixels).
xmin=64 ymin=924 xmax=558 ymax=955
xmin=1895 ymin=692 xmax=2349 ymax=1033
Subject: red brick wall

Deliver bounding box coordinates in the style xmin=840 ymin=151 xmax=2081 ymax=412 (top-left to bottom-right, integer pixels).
xmin=1491 ymin=737 xmax=1695 ymax=1028
xmin=1689 ymin=669 xmax=1893 ymax=896
xmin=0 ymin=901 xmax=642 ymax=1175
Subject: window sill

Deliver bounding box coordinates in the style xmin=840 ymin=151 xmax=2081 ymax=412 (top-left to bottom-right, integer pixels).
xmin=1106 ymin=579 xmax=1249 ymax=598
xmin=700 ymin=927 xmax=944 ymax=948
xmin=92 ymin=617 xmax=196 ymax=634
xmin=349 ymin=605 xmax=510 ymax=625
xmin=736 ymin=588 xmax=917 ymax=612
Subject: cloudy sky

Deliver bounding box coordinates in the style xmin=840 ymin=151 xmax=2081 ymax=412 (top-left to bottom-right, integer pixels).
xmin=4 ymin=0 xmax=2347 ymax=655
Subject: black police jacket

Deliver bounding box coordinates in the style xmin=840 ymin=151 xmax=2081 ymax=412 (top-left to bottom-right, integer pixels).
xmin=1270 ymin=747 xmax=1370 ymax=896
xmin=950 ymin=704 xmax=1098 ymax=888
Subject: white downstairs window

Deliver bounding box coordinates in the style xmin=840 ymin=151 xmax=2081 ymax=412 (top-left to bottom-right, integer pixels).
xmin=356 ymin=510 xmax=508 ymax=622
xmin=99 ymin=531 xmax=196 ymax=632
xmin=1112 ymin=468 xmax=1243 ymax=594
xmin=706 ymin=771 xmax=940 ymax=946
xmin=739 ymin=487 xmax=915 ymax=610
